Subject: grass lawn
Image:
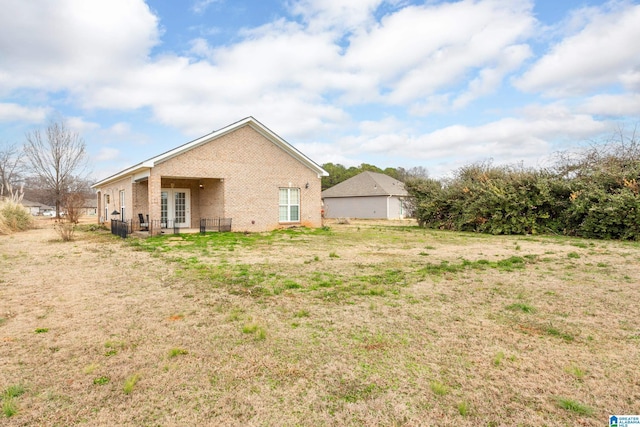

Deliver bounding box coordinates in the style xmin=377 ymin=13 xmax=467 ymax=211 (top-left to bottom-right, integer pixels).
xmin=1 ymin=220 xmax=638 ymax=425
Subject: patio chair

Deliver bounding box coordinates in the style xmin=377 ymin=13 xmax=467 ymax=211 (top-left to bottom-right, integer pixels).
xmin=138 ymin=213 xmax=149 ymax=231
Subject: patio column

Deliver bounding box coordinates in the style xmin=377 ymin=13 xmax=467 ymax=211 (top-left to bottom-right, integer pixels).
xmin=148 ymin=174 xmax=162 ymax=236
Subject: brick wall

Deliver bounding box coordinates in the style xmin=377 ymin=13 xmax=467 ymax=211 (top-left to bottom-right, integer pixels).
xmin=96 ymin=124 xmax=323 ymax=232
xmin=152 ymin=125 xmax=323 ymax=231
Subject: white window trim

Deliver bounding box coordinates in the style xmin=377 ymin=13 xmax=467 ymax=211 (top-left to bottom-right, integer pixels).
xmin=120 ymin=190 xmax=125 ymax=221
xmin=279 ymin=188 xmax=300 ymax=223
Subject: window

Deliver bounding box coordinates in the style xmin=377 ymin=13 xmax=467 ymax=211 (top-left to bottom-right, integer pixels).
xmin=120 ymin=190 xmax=125 ymax=221
xmin=279 ymin=188 xmax=300 ymax=222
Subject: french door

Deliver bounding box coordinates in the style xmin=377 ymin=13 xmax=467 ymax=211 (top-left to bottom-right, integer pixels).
xmin=161 ymin=189 xmax=191 ymax=228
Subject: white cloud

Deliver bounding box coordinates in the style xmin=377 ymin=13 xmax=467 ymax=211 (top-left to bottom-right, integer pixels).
xmin=578 ymin=93 xmax=640 ymax=117
xmin=108 ymin=122 xmax=132 ymax=136
xmin=190 ymin=0 xmax=222 ymax=15
xmin=66 ymin=116 xmax=100 ymax=134
xmin=0 ymin=0 xmax=159 ymax=93
xmin=330 ymin=104 xmax=610 ymax=177
xmin=288 ymin=0 xmax=384 ymax=33
xmin=343 ymin=0 xmax=534 ymax=106
xmin=94 ymin=147 xmax=120 ymax=162
xmin=0 ymin=103 xmax=49 ymax=123
xmin=515 ymin=2 xmax=640 ymax=96
xmin=0 ymin=0 xmax=539 ymax=141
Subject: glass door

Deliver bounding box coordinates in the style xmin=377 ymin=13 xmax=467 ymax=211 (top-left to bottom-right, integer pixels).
xmin=161 ymin=191 xmax=168 ymax=227
xmin=174 ymin=191 xmax=187 ymax=227
xmin=160 ymin=189 xmax=190 ymax=228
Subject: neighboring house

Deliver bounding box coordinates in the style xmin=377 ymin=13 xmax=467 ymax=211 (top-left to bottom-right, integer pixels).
xmin=81 ymin=198 xmax=98 ymax=216
xmin=19 ymin=199 xmax=54 ymax=216
xmin=91 ymin=117 xmax=328 ymax=234
xmin=322 ymin=171 xmax=409 ymax=219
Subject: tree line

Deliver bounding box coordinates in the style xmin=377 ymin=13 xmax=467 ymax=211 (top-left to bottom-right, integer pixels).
xmin=405 ymin=126 xmax=640 ymax=240
xmin=321 ymin=163 xmax=428 ymax=190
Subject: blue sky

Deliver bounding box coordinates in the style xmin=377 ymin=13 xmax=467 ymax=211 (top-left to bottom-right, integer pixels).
xmin=1 ymin=0 xmax=639 ymax=179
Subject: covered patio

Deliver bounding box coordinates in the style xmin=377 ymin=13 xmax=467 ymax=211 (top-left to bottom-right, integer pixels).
xmin=107 ymin=176 xmax=231 ymax=238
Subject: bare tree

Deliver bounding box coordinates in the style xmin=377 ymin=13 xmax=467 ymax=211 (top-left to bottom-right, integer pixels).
xmin=23 ymin=120 xmax=88 ymax=218
xmin=0 ymin=142 xmax=23 ymax=198
xmin=396 ymin=166 xmax=429 ymax=182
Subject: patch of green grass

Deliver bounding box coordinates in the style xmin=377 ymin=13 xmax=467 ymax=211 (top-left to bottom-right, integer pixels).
xmin=104 ymin=340 xmax=127 ymax=356
xmin=567 ymin=252 xmax=580 ymax=259
xmin=3 ymin=398 xmax=17 ymax=417
xmin=93 ymin=376 xmax=110 ymax=385
xmin=430 ymin=380 xmax=449 ymax=396
xmin=555 ymin=397 xmax=592 ymax=415
xmin=34 ymin=328 xmax=49 ymax=333
xmin=420 ymin=256 xmax=528 ymax=276
xmin=571 ymin=242 xmax=588 ymax=249
xmin=226 ymin=308 xmax=243 ymax=322
xmin=457 ymin=401 xmax=470 ymax=416
xmin=123 ymin=374 xmax=140 ymax=394
xmin=494 ymin=256 xmax=527 ymax=271
xmin=329 ymin=251 xmax=340 ymax=258
xmin=168 ymin=348 xmax=188 ymax=358
xmin=3 ymin=384 xmax=25 ymax=402
xmin=293 ymin=309 xmax=310 ymax=318
xmin=420 ymin=261 xmax=467 ymax=275
xmin=242 ymin=323 xmax=267 ymax=340
xmin=545 ymin=325 xmax=575 ymax=342
xmin=493 ymin=351 xmax=505 ymax=366
xmin=339 ymin=382 xmax=380 ymax=403
xmin=505 ymin=303 xmax=536 ymax=313
xmin=564 ymin=363 xmax=586 ymax=380
xmin=283 ymin=280 xmax=301 ymax=289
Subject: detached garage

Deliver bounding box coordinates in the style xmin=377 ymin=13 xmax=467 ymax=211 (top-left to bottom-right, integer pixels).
xmin=321 ymin=171 xmax=409 ymax=219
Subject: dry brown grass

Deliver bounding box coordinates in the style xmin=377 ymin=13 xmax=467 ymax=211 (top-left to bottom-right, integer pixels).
xmin=1 ymin=219 xmax=639 ymax=426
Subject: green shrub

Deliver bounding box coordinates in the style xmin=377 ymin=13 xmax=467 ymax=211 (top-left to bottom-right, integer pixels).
xmin=0 ymin=199 xmax=34 ymax=234
xmin=406 ymin=145 xmax=640 ymax=241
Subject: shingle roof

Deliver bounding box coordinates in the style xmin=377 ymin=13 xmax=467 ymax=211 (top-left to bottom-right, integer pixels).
xmin=92 ymin=116 xmax=328 ymax=188
xmin=19 ymin=199 xmax=50 ymax=208
xmin=322 ymin=171 xmax=408 ymax=198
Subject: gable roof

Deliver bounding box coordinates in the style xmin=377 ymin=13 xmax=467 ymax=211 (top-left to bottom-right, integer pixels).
xmin=19 ymin=199 xmax=53 ymax=209
xmin=92 ymin=116 xmax=328 ymax=188
xmin=322 ymin=171 xmax=408 ymax=198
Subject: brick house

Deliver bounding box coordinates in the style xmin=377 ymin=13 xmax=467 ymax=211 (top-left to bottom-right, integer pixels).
xmin=92 ymin=117 xmax=328 ymax=234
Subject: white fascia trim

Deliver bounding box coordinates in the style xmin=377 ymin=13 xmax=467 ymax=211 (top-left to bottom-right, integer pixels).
xmin=91 ymin=117 xmax=329 ymax=188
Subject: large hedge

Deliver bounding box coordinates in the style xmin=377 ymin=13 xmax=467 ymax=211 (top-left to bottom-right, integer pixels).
xmin=406 ymin=138 xmax=640 ymax=240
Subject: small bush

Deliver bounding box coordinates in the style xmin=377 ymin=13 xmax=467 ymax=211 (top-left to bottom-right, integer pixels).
xmin=54 ymin=221 xmax=76 ymax=241
xmin=0 ymin=199 xmax=33 ymax=235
